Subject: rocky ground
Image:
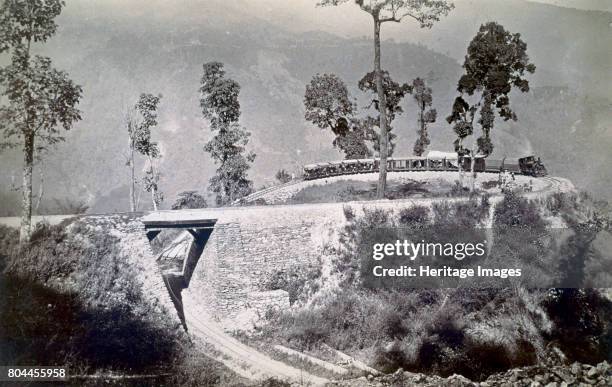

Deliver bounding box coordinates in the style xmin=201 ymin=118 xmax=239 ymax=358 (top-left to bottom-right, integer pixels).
xmin=332 ymin=361 xmax=611 ymax=387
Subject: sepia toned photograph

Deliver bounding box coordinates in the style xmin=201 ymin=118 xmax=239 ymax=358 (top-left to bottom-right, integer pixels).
xmin=0 ymin=0 xmax=611 ymax=385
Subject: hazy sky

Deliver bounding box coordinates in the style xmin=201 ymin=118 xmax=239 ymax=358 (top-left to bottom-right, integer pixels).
xmin=530 ymin=0 xmax=611 ymax=11
xmin=60 ymin=0 xmax=611 ymax=46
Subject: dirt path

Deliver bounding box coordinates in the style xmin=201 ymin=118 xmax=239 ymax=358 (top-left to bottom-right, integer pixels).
xmin=182 ymin=290 xmax=328 ymax=386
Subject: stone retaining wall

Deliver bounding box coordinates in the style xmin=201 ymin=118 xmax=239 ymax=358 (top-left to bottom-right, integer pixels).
xmin=187 ymin=212 xmax=334 ymax=322
xmin=138 ymin=176 xmax=575 ymax=327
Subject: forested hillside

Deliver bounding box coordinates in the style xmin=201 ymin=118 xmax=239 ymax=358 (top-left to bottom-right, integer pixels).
xmin=0 ymin=0 xmax=609 ymax=213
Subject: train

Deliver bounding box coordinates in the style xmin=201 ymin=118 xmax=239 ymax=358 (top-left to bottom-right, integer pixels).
xmin=303 ymin=151 xmax=547 ymax=180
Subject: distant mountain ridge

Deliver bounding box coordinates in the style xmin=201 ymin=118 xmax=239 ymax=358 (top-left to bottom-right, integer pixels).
xmin=0 ymin=0 xmax=609 ymax=213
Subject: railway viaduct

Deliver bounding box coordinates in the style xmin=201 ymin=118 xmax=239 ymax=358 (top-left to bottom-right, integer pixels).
xmin=0 ymin=174 xmax=574 ymax=383
xmin=0 ymin=175 xmax=574 ymax=329
xmin=146 ymin=175 xmax=572 ymax=327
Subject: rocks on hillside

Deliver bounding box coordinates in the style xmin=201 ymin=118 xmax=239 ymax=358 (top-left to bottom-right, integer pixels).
xmin=331 ymin=361 xmax=611 ymax=387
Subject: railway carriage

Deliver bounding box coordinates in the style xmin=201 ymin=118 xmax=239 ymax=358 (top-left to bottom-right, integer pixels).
xmin=302 ymin=152 xmax=547 ymax=180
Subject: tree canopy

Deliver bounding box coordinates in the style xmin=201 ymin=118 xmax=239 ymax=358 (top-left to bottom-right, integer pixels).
xmin=0 ymin=0 xmax=82 ymax=242
xmin=304 ymin=73 xmax=355 ymax=137
xmin=0 ymin=55 xmax=82 ymax=151
xmin=127 ymin=93 xmax=163 ymax=210
xmin=200 ymin=62 xmax=255 ymax=205
xmin=317 ymin=0 xmax=454 ymax=198
xmin=171 ymin=191 xmax=207 ymax=210
xmin=358 ymin=70 xmax=411 ymax=156
xmin=411 ymin=77 xmax=437 ymax=156
xmin=447 ymin=22 xmax=536 ymax=157
xmin=318 ymin=0 xmax=454 ymax=29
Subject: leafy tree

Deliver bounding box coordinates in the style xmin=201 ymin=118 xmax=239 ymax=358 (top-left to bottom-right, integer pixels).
xmin=358 ymin=70 xmax=412 ymax=156
xmin=410 ymin=78 xmax=437 ymax=156
xmin=304 ymin=73 xmax=354 ymax=137
xmin=0 ymin=0 xmax=83 ymax=243
xmin=304 ymin=73 xmax=371 ymax=159
xmin=334 ymin=118 xmax=372 ymax=159
xmin=318 ymin=0 xmax=454 ymax=198
xmin=447 ymin=22 xmax=536 ymax=192
xmin=126 ymin=93 xmax=163 ymax=211
xmin=275 ymin=169 xmax=292 ymax=184
xmin=171 ymin=191 xmax=207 ymax=210
xmin=200 ymin=62 xmax=255 ymax=206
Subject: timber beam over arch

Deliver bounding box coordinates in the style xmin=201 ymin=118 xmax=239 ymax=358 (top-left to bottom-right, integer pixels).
xmin=142 ymin=218 xmax=217 ymax=242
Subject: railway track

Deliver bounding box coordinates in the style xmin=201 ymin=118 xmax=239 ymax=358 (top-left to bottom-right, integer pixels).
xmin=237 ymin=169 xmax=569 ymax=206
xmin=233 ymin=178 xmax=304 ymax=205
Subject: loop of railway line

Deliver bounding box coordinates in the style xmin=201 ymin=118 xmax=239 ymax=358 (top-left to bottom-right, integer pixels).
xmin=236 ymin=171 xmax=573 ymax=207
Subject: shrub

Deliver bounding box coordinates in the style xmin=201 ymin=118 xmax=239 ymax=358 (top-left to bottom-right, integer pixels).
xmin=374 ymin=341 xmax=409 ymax=374
xmin=481 ymin=180 xmax=499 ymax=190
xmin=261 ymin=377 xmax=292 ymax=387
xmin=4 ymin=222 xmax=78 ymax=283
xmin=265 ymin=264 xmax=321 ymax=305
xmin=494 ymin=190 xmax=546 ymax=229
xmin=544 ymin=191 xmax=578 ymax=216
xmin=0 ymin=272 xmax=182 ymax=372
xmin=0 ymin=221 xmax=185 ymax=373
xmin=543 ymin=289 xmax=612 ymax=365
xmin=397 ymin=206 xmax=430 ymax=227
xmin=275 ymin=169 xmax=292 ymax=184
xmin=449 ymin=180 xmax=469 ymax=196
xmin=171 ymin=191 xmax=207 ymax=210
xmin=0 ymin=224 xmax=18 ymax=270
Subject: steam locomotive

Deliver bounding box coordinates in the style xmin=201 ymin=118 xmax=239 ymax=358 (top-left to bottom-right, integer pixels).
xmin=303 ymin=152 xmax=547 ymax=181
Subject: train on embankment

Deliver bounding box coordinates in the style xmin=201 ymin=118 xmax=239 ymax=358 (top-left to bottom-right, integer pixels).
xmin=303 ymin=151 xmax=547 ymax=180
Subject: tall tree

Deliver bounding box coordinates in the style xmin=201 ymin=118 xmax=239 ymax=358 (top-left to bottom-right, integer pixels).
xmin=126 ymin=93 xmax=163 ymax=211
xmin=447 ymin=22 xmax=536 ymax=192
xmin=411 ymin=77 xmax=437 ymax=156
xmin=318 ymin=0 xmax=453 ymax=198
xmin=0 ymin=0 xmax=82 ymax=243
xmin=200 ymin=62 xmax=255 ymax=206
xmin=304 ymin=73 xmax=371 ymax=159
xmin=358 ymin=70 xmax=411 ymax=156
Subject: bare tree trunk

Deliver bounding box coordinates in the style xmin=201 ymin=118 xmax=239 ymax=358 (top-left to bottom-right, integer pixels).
xmin=373 ymin=15 xmax=389 ymax=199
xmin=19 ymin=29 xmax=34 ymax=244
xmin=147 ymin=155 xmax=158 ymax=211
xmin=136 ymin=183 xmax=143 ymax=211
xmin=151 ymin=188 xmax=157 ymax=210
xmin=418 ymin=103 xmax=424 ymax=156
xmin=129 ymin=141 xmax=136 ymax=212
xmin=470 ymin=138 xmax=477 ymax=193
xmin=19 ymin=133 xmax=34 ymax=244
xmin=35 ymin=164 xmax=44 ymax=214
xmin=457 ymin=138 xmax=464 ymax=187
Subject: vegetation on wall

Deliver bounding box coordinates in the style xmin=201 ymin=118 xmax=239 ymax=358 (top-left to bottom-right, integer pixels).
xmin=0 ymin=221 xmax=183 ymax=372
xmin=254 ymin=192 xmax=612 ymax=380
